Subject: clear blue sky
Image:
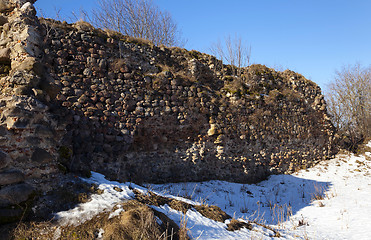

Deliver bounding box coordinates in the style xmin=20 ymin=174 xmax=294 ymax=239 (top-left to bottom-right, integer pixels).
xmin=34 ymin=0 xmax=371 ymax=92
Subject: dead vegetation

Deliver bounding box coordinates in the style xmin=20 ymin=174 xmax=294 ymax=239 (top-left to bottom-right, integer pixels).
xmin=11 ymin=200 xmax=188 ymax=240
xmin=133 ymin=189 xmax=231 ymax=223
xmin=226 ymin=218 xmax=252 ymax=231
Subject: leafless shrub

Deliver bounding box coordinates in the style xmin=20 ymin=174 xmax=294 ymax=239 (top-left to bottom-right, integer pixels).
xmin=326 ymin=63 xmax=371 ymax=144
xmin=210 ymin=34 xmax=251 ymax=77
xmin=91 ymin=0 xmax=185 ymax=47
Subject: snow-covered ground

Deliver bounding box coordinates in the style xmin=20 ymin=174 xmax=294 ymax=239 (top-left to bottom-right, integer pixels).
xmin=55 ymin=141 xmax=371 ymax=239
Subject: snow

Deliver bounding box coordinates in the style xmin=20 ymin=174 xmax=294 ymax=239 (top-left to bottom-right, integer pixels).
xmin=53 ymin=142 xmax=371 ymax=239
xmin=55 ymin=172 xmax=136 ymax=225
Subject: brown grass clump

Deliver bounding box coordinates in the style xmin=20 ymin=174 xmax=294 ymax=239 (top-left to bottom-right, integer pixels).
xmin=226 ymin=218 xmax=252 ymax=231
xmin=193 ymin=205 xmax=231 ymax=223
xmin=11 ymin=200 xmax=189 ymax=240
xmin=133 ymin=189 xmax=231 ymax=223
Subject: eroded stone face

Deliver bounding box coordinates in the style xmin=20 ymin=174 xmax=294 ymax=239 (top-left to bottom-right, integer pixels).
xmin=0 ymin=169 xmax=25 ymax=186
xmin=0 ymin=1 xmax=61 ymax=218
xmin=0 ymin=150 xmax=11 ymax=169
xmin=0 ymin=183 xmax=34 ymax=207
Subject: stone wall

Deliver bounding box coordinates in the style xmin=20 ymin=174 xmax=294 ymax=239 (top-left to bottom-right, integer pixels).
xmin=39 ymin=19 xmax=336 ymax=183
xmin=0 ymin=0 xmax=64 ymax=223
xmin=0 ymin=0 xmax=337 ymax=223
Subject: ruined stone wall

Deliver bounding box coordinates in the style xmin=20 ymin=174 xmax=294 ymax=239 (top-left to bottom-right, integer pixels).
xmin=38 ymin=19 xmax=337 ymax=184
xmin=0 ymin=0 xmax=65 ymax=222
xmin=0 ymin=0 xmax=338 ymax=219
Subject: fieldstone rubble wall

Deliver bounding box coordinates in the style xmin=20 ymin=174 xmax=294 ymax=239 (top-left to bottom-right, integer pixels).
xmin=0 ymin=0 xmax=337 ymax=223
xmin=0 ymin=0 xmax=64 ymax=223
xmin=40 ymin=19 xmax=336 ymax=183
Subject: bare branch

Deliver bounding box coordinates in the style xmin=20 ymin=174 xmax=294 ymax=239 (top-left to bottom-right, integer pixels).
xmin=210 ymin=34 xmax=251 ymax=77
xmin=326 ymin=63 xmax=371 ymax=139
xmin=91 ymin=0 xmax=185 ymax=47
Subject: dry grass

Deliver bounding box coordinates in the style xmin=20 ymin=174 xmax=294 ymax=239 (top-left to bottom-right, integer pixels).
xmin=311 ymin=184 xmax=326 ymax=201
xmin=11 ymin=200 xmax=189 ymax=240
xmin=133 ymin=189 xmax=231 ymax=223
xmin=226 ymin=218 xmax=252 ymax=231
xmin=193 ymin=205 xmax=231 ymax=223
xmin=270 ymin=203 xmax=292 ymax=227
xmin=310 ymin=183 xmax=337 ymax=208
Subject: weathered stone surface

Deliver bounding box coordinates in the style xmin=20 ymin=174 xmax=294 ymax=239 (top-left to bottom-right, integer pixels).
xmin=31 ymin=148 xmax=54 ymax=164
xmin=0 ymin=207 xmax=23 ymax=224
xmin=0 ymin=48 xmax=10 ymax=63
xmin=0 ymin=15 xmax=8 ymax=25
xmin=0 ymin=150 xmax=11 ymax=169
xmin=0 ymin=183 xmax=34 ymax=207
xmin=12 ymin=57 xmax=44 ymax=75
xmin=0 ymin=1 xmax=13 ymax=13
xmin=0 ymin=170 xmax=25 ymax=186
xmin=8 ymin=70 xmax=40 ymax=87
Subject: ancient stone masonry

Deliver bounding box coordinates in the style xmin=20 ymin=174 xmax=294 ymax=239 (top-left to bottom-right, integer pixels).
xmin=0 ymin=0 xmax=64 ymax=224
xmin=40 ymin=20 xmax=337 ymax=184
xmin=0 ymin=0 xmax=337 ymax=224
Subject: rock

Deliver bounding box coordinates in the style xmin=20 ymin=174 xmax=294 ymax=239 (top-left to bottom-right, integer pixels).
xmin=0 ymin=48 xmax=10 ymax=63
xmin=12 ymin=57 xmax=43 ymax=76
xmin=31 ymin=148 xmax=54 ymax=164
xmin=83 ymin=68 xmax=92 ymax=76
xmin=20 ymin=2 xmax=36 ymax=16
xmin=0 ymin=150 xmax=11 ymax=169
xmin=0 ymin=208 xmax=23 ymax=224
xmin=0 ymin=183 xmax=34 ymax=207
xmin=2 ymin=115 xmax=30 ymax=129
xmin=0 ymin=170 xmax=25 ymax=186
xmin=40 ymin=78 xmax=62 ymax=99
xmin=207 ymin=124 xmax=218 ymax=136
xmin=9 ymin=70 xmax=40 ymax=87
xmin=35 ymin=125 xmax=54 ymax=137
xmin=13 ymin=86 xmax=29 ymax=95
xmin=0 ymin=1 xmax=13 ymax=13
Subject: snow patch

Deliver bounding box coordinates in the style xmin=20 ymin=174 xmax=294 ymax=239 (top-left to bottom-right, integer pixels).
xmin=52 ymin=149 xmax=371 ymax=239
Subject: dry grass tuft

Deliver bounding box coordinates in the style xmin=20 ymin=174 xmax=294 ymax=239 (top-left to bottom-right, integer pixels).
xmin=194 ymin=205 xmax=231 ymax=223
xmin=226 ymin=218 xmax=252 ymax=231
xmin=11 ymin=200 xmax=190 ymax=240
xmin=133 ymin=189 xmax=231 ymax=223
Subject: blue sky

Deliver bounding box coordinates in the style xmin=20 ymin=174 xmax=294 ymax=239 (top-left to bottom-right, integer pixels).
xmin=34 ymin=0 xmax=371 ymax=92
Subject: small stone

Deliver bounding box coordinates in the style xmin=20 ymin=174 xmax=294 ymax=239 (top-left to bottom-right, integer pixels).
xmin=0 ymin=1 xmax=13 ymax=13
xmin=0 ymin=15 xmax=7 ymax=26
xmin=13 ymin=86 xmax=29 ymax=95
xmin=0 ymin=150 xmax=11 ymax=169
xmin=0 ymin=48 xmax=10 ymax=63
xmin=31 ymin=148 xmax=53 ymax=164
xmin=83 ymin=68 xmax=92 ymax=76
xmin=207 ymin=124 xmax=217 ymax=136
xmin=0 ymin=170 xmax=25 ymax=186
xmin=56 ymin=94 xmax=66 ymax=101
xmin=113 ymin=186 xmax=122 ymax=192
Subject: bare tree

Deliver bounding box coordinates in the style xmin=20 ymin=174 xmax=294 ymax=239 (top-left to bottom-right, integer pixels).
xmin=210 ymin=34 xmax=251 ymax=77
xmin=91 ymin=0 xmax=184 ymax=47
xmin=326 ymin=63 xmax=371 ymax=140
